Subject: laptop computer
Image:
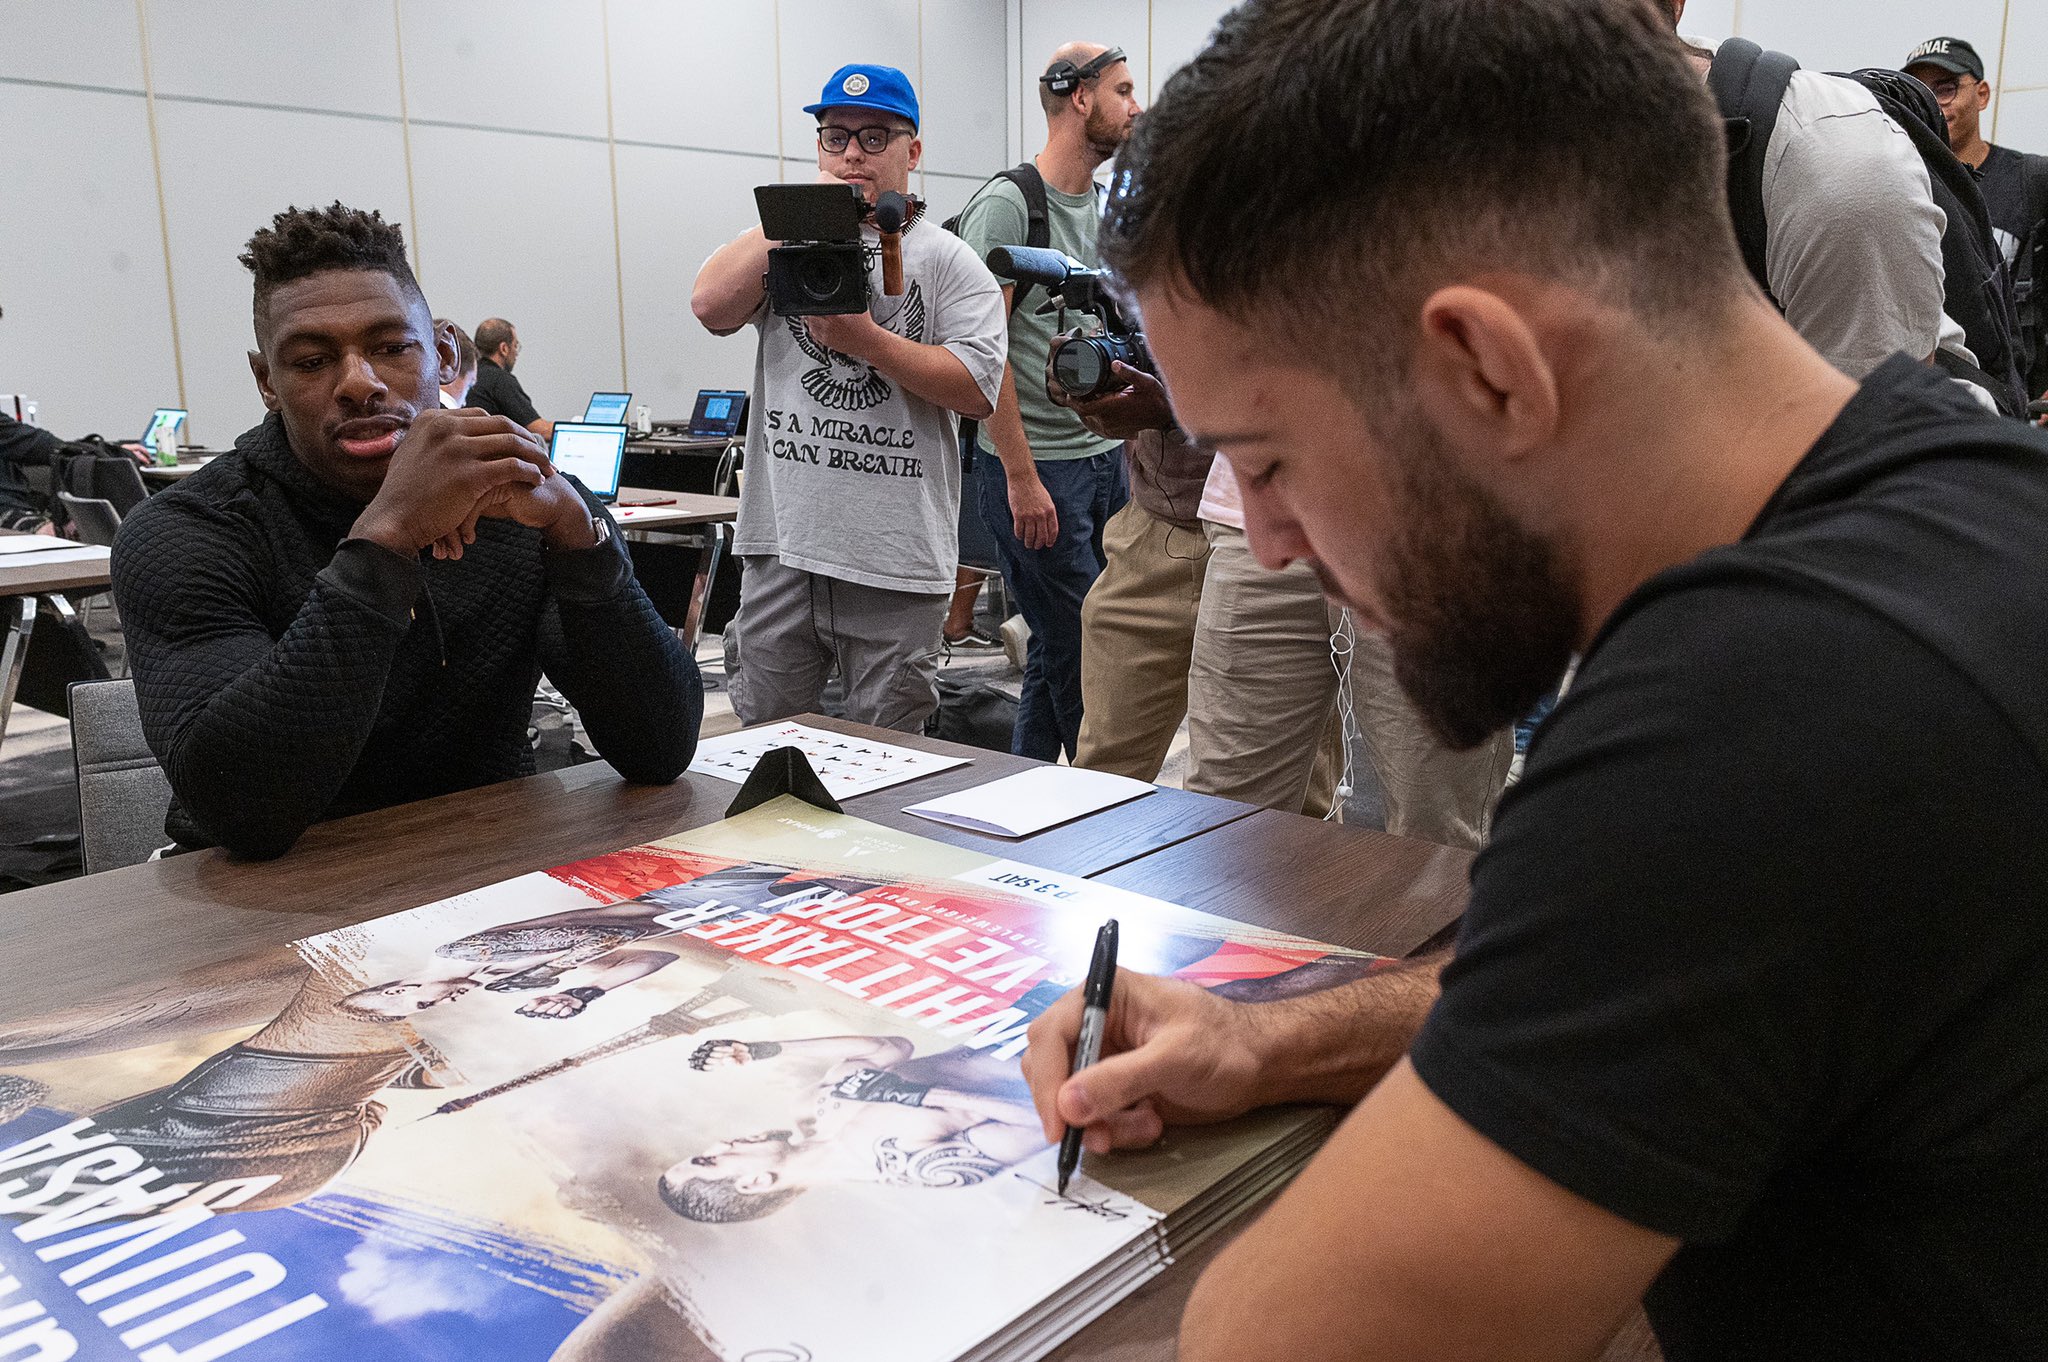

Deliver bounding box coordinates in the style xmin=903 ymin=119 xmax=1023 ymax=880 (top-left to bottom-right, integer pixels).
xmin=686 ymin=389 xmax=749 ymax=438
xmin=582 ymin=391 xmax=632 ymax=424
xmin=548 ymin=422 xmax=629 ymax=503
xmin=140 ymin=408 xmax=188 ymax=448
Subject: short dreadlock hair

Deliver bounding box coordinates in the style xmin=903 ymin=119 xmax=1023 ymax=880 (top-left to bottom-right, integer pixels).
xmin=240 ymin=202 xmax=424 ymax=338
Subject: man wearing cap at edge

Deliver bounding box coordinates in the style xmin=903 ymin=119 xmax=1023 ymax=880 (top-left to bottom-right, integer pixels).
xmin=1906 ymin=36 xmax=2048 ymax=402
xmin=693 ymin=65 xmax=1006 ymax=732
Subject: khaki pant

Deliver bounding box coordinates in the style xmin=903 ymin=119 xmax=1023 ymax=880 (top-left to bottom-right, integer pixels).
xmin=1185 ymin=522 xmax=1511 ymax=848
xmin=1075 ymin=502 xmax=1213 ymax=780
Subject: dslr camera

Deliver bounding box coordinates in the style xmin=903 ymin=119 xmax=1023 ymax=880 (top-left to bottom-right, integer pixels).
xmin=755 ymin=183 xmax=871 ymax=316
xmin=985 ymin=245 xmax=1151 ymax=399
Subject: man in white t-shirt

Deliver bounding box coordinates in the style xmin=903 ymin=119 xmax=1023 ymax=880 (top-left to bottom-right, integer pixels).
xmin=693 ymin=64 xmax=1007 ymax=732
xmin=1673 ymin=1 xmax=1946 ymax=379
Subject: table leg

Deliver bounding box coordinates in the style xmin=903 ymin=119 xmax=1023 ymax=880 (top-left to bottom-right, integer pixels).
xmin=0 ymin=593 xmax=40 ymax=747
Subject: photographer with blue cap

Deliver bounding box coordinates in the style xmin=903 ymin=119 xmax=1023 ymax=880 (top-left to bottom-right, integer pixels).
xmin=692 ymin=64 xmax=1007 ymax=732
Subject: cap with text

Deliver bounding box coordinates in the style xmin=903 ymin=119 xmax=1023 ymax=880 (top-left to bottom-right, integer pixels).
xmin=1903 ymin=37 xmax=1984 ymax=82
xmin=804 ymin=63 xmax=920 ymax=129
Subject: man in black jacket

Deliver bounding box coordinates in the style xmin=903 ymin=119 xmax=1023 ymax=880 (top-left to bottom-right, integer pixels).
xmin=112 ymin=203 xmax=701 ymax=859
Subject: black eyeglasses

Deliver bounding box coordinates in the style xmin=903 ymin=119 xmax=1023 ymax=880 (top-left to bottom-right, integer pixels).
xmin=1927 ymin=76 xmax=1975 ymax=105
xmin=817 ymin=125 xmax=912 ymax=155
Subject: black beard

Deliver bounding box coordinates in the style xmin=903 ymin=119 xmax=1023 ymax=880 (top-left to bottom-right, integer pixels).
xmin=1376 ymin=423 xmax=1581 ymax=750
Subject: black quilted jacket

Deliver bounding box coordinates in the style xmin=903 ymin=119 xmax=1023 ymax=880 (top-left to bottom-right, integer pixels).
xmin=111 ymin=413 xmax=700 ymax=858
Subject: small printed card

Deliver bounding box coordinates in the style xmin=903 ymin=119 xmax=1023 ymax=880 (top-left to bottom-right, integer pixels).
xmin=688 ymin=720 xmax=968 ymax=798
xmin=904 ymin=766 xmax=1155 ymax=838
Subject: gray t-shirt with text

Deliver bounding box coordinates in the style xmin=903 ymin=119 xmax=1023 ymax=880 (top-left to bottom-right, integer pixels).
xmin=734 ymin=218 xmax=1006 ymax=595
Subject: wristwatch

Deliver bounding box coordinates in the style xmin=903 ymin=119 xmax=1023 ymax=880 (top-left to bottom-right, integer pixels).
xmin=587 ymin=514 xmax=612 ymax=550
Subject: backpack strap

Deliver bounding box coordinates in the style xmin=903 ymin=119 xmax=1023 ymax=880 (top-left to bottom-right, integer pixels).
xmin=991 ymin=163 xmax=1052 ymax=317
xmin=1708 ymin=38 xmax=1799 ymax=300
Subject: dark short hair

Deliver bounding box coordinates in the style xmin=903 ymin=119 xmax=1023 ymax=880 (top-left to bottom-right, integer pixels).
xmin=657 ymin=1172 xmax=805 ymax=1223
xmin=437 ymin=318 xmax=479 ymax=378
xmin=474 ymin=317 xmax=517 ymax=357
xmin=240 ymin=203 xmax=422 ymax=338
xmin=1103 ymin=0 xmax=1745 ymax=380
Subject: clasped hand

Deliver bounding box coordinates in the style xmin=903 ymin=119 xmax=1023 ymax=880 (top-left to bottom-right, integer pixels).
xmin=351 ymin=408 xmax=594 ymax=560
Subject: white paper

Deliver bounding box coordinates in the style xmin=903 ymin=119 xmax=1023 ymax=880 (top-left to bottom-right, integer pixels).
xmin=689 ymin=720 xmax=968 ymax=798
xmin=905 ymin=766 xmax=1154 ymax=838
xmin=0 ymin=535 xmax=87 ymax=554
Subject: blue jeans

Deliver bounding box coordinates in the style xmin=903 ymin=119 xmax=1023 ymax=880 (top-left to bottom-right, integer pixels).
xmin=976 ymin=443 xmax=1128 ymax=760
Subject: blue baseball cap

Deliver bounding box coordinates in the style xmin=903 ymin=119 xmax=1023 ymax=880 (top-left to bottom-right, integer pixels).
xmin=804 ymin=64 xmax=920 ymax=129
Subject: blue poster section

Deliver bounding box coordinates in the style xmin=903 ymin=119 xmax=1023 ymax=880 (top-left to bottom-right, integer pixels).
xmin=0 ymin=1108 xmax=631 ymax=1362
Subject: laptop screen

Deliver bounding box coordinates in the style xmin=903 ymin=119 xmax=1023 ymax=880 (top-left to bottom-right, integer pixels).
xmin=141 ymin=408 xmax=188 ymax=447
xmin=549 ymin=422 xmax=628 ymax=500
xmin=687 ymin=389 xmax=749 ymax=437
xmin=583 ymin=391 xmax=631 ymax=424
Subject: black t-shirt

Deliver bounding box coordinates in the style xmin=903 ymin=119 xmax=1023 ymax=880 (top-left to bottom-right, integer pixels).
xmin=468 ymin=357 xmax=541 ymax=428
xmin=1979 ymin=143 xmax=2048 ymax=268
xmin=1410 ymin=356 xmax=2048 ymax=1361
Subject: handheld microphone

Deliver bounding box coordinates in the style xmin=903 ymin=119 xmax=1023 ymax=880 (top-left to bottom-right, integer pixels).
xmin=876 ymin=191 xmax=908 ymax=296
xmin=985 ymin=244 xmax=1086 ymax=289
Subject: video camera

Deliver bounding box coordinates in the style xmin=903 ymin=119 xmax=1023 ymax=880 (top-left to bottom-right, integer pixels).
xmin=985 ymin=245 xmax=1151 ymax=399
xmin=754 ymin=184 xmax=915 ymax=317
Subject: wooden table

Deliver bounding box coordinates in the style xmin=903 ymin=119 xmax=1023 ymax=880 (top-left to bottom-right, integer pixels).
xmin=610 ymin=488 xmax=738 ymax=646
xmin=0 ymin=538 xmax=112 ymax=745
xmin=0 ymin=715 xmax=1475 ymax=1360
xmin=137 ymin=455 xmax=217 ymax=482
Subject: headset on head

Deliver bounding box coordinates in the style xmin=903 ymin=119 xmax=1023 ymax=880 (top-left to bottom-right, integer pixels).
xmin=1040 ymin=46 xmax=1126 ymax=97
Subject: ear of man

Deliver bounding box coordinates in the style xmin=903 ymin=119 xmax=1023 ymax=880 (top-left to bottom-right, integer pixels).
xmin=1411 ymin=285 xmax=1562 ymax=468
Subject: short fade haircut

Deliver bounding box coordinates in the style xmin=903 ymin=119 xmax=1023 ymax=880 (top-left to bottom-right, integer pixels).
xmin=474 ymin=317 xmax=517 ymax=359
xmin=438 ymin=318 xmax=478 ymax=378
xmin=657 ymin=1172 xmax=805 ymax=1223
xmin=239 ymin=202 xmax=422 ymax=338
xmin=1103 ymin=0 xmax=1747 ymax=385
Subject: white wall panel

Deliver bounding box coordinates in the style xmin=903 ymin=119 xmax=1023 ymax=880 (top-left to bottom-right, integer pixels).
xmin=1996 ymin=2 xmax=2048 ymax=96
xmin=0 ymin=0 xmax=144 ymax=89
xmin=0 ymin=85 xmax=176 ymax=434
xmin=1993 ymin=88 xmax=2048 ymax=158
xmin=1734 ymin=0 xmax=2005 ymax=75
xmin=152 ymin=101 xmax=413 ymax=446
xmin=405 ymin=123 xmax=621 ymax=422
xmin=399 ymin=0 xmax=610 ymax=139
xmin=613 ymin=143 xmax=763 ymax=416
xmin=777 ymin=0 xmax=921 ymax=135
xmin=608 ymin=0 xmax=779 ymax=155
xmin=1146 ymin=3 xmax=1228 ymax=93
xmin=918 ymin=0 xmax=1009 ymax=179
xmin=143 ymin=0 xmax=403 ymax=118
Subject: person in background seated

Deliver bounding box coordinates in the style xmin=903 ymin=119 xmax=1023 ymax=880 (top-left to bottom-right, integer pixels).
xmin=469 ymin=316 xmax=553 ymax=440
xmin=0 ymin=410 xmax=62 ymax=533
xmin=438 ymin=318 xmax=479 ymax=408
xmin=113 ymin=203 xmax=700 ymax=859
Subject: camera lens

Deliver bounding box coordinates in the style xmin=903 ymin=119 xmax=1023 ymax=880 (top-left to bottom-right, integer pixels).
xmin=1053 ymin=340 xmax=1110 ymax=398
xmin=797 ymin=254 xmax=846 ymax=302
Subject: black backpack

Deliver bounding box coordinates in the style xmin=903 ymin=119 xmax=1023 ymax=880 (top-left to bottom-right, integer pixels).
xmin=1710 ymin=39 xmax=2030 ymax=418
xmin=2013 ymin=155 xmax=2048 ymax=397
xmin=944 ymin=163 xmax=1052 ymax=315
xmin=942 ymin=163 xmax=1052 ymax=460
